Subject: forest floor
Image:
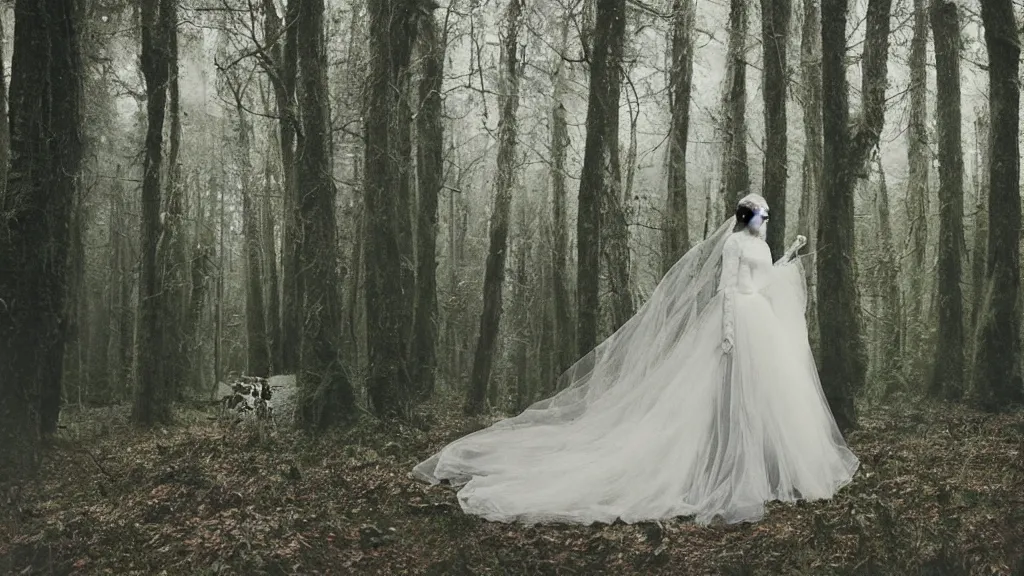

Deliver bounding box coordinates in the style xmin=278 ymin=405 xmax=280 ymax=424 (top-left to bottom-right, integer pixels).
xmin=2 ymin=393 xmax=1024 ymax=575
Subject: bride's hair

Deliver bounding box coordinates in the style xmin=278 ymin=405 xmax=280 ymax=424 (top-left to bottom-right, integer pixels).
xmin=733 ymin=194 xmax=769 ymax=233
xmin=735 ymin=204 xmax=756 ymax=226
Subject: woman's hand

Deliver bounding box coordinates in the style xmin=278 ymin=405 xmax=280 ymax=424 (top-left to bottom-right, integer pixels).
xmin=775 ymin=235 xmax=807 ymax=265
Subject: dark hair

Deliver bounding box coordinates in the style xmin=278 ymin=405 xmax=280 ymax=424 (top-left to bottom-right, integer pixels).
xmin=735 ymin=204 xmax=755 ymax=225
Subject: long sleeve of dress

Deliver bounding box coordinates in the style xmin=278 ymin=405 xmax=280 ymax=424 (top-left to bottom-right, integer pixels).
xmin=718 ymin=235 xmax=740 ymax=351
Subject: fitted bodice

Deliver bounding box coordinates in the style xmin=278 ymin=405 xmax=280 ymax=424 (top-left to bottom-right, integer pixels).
xmin=720 ymin=232 xmax=774 ymax=295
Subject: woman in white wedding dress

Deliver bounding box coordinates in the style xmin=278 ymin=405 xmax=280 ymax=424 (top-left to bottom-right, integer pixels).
xmin=413 ymin=194 xmax=859 ymax=525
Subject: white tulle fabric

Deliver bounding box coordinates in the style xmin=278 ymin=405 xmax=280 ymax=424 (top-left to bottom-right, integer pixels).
xmin=413 ymin=218 xmax=859 ymax=525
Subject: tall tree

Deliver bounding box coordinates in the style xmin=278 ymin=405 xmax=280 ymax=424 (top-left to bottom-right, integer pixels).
xmin=906 ymin=0 xmax=930 ymax=373
xmin=761 ymin=0 xmax=791 ymax=258
xmin=872 ymin=159 xmax=902 ymax=396
xmin=466 ymin=0 xmax=524 ymax=415
xmin=394 ymin=25 xmax=417 ymax=374
xmin=412 ymin=13 xmax=445 ymax=399
xmin=818 ymin=0 xmax=892 ymax=432
xmin=797 ymin=0 xmax=822 ymax=347
xmin=970 ymin=112 xmax=989 ymax=334
xmin=262 ymin=165 xmax=282 ymax=372
xmin=263 ymin=0 xmax=301 ymax=374
xmin=0 ymin=13 xmax=9 ymax=199
xmin=974 ymin=0 xmax=1022 ymax=409
xmin=929 ymin=0 xmax=964 ymax=400
xmin=661 ymin=0 xmax=694 ymax=273
xmin=849 ymin=0 xmax=894 ymax=175
xmin=549 ymin=18 xmax=574 ymax=376
xmin=577 ymin=0 xmax=626 ymax=356
xmin=133 ymin=0 xmax=175 ymax=427
xmin=364 ymin=0 xmax=428 ymax=417
xmin=0 ymin=0 xmax=83 ymax=476
xmin=294 ymin=0 xmax=355 ymax=429
xmin=720 ymin=0 xmax=749 ymax=216
xmin=158 ymin=0 xmax=188 ymax=402
xmin=230 ymin=91 xmax=271 ymax=378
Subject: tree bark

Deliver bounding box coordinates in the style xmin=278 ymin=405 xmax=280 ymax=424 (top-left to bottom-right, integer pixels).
xmin=973 ymin=0 xmax=1022 ymax=410
xmin=577 ymin=0 xmax=626 ymax=356
xmin=550 ymin=18 xmax=575 ymax=376
xmin=929 ymin=0 xmax=965 ymax=400
xmin=873 ymin=159 xmax=902 ymax=396
xmin=720 ymin=0 xmax=749 ymax=216
xmin=262 ymin=165 xmax=282 ymax=373
xmin=0 ymin=13 xmax=9 ymax=200
xmin=818 ymin=0 xmax=865 ymax=432
xmin=761 ymin=0 xmax=790 ymax=258
xmin=0 ymin=0 xmax=83 ymax=476
xmin=158 ymin=2 xmax=187 ymax=402
xmin=132 ymin=0 xmax=175 ymax=426
xmin=232 ymin=97 xmax=271 ymax=378
xmin=797 ymin=0 xmax=822 ymax=349
xmin=264 ymin=0 xmax=301 ymax=374
xmin=185 ymin=243 xmax=211 ymax=394
xmin=412 ymin=14 xmax=444 ymax=400
xmin=970 ymin=114 xmax=989 ymax=335
xmin=294 ymin=0 xmax=355 ymax=430
xmin=364 ymin=0 xmax=427 ymax=417
xmin=661 ymin=0 xmax=694 ymax=273
xmin=466 ymin=0 xmax=523 ymax=415
xmin=906 ymin=0 xmax=930 ymax=374
xmin=848 ymin=0 xmax=894 ymax=177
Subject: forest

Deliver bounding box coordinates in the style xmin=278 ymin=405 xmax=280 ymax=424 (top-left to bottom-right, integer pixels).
xmin=0 ymin=0 xmax=1022 ymax=573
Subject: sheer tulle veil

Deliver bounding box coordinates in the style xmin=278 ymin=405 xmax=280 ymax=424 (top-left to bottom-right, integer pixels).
xmin=413 ymin=218 xmax=738 ymax=485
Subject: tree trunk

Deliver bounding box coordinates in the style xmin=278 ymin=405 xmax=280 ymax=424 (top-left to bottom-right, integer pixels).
xmin=818 ymin=0 xmax=865 ymax=432
xmin=929 ymin=0 xmax=965 ymax=400
xmin=761 ymin=0 xmax=790 ymax=258
xmin=112 ymin=171 xmax=134 ymax=399
xmin=720 ymin=0 xmax=750 ymax=216
xmin=848 ymin=0 xmax=894 ymax=177
xmin=970 ymin=114 xmax=989 ymax=335
xmin=364 ymin=0 xmax=426 ymax=417
xmin=577 ymin=0 xmax=626 ymax=356
xmin=265 ymin=0 xmax=301 ymax=375
xmin=158 ymin=4 xmax=187 ymax=401
xmin=65 ymin=202 xmax=88 ymax=405
xmin=0 ymin=0 xmax=83 ymax=476
xmin=214 ymin=173 xmax=225 ymax=394
xmin=232 ymin=98 xmax=271 ymax=378
xmin=395 ymin=48 xmax=416 ymax=379
xmin=262 ymin=165 xmax=282 ymax=373
xmin=873 ymin=159 xmax=902 ymax=396
xmin=133 ymin=0 xmax=175 ymax=426
xmin=294 ymin=0 xmax=355 ymax=430
xmin=974 ymin=0 xmax=1022 ymax=410
xmin=537 ymin=214 xmax=556 ymax=397
xmin=797 ymin=0 xmax=822 ymax=350
xmin=412 ymin=15 xmax=444 ymax=400
xmin=550 ymin=18 xmax=575 ymax=376
xmin=906 ymin=0 xmax=930 ymax=376
xmin=511 ymin=233 xmax=532 ymax=411
xmin=466 ymin=0 xmax=523 ymax=415
xmin=0 ymin=12 xmax=9 ymax=200
xmin=661 ymin=0 xmax=694 ymax=273
xmin=185 ymin=244 xmax=211 ymax=394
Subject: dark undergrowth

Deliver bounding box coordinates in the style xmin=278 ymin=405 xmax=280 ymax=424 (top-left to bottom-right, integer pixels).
xmin=2 ymin=394 xmax=1023 ymax=575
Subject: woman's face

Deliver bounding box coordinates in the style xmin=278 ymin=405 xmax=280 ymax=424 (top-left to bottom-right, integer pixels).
xmin=748 ymin=207 xmax=769 ymax=231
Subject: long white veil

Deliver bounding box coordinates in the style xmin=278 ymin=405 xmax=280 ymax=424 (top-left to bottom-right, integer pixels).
xmin=413 ymin=218 xmax=737 ymax=485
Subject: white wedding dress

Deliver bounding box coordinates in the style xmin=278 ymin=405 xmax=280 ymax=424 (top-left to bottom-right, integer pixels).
xmin=413 ymin=218 xmax=859 ymax=525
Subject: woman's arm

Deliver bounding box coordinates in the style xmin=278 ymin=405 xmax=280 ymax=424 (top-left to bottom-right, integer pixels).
xmin=774 ymin=235 xmax=807 ymax=266
xmin=718 ymin=235 xmax=741 ymax=353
